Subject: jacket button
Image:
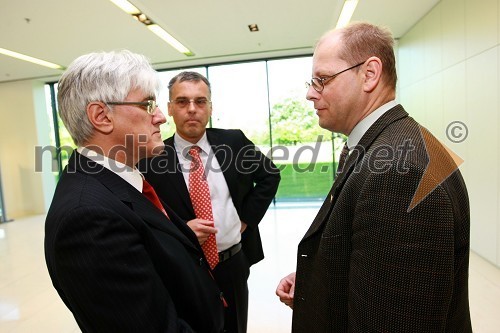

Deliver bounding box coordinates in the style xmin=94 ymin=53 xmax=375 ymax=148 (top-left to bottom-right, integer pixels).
xmin=199 ymin=257 xmax=204 ymax=266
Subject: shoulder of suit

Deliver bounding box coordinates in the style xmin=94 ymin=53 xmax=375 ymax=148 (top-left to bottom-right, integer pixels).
xmin=206 ymin=128 xmax=243 ymax=136
xmin=206 ymin=128 xmax=246 ymax=147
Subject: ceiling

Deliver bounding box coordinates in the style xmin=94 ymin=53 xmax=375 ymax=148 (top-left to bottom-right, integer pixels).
xmin=0 ymin=0 xmax=440 ymax=83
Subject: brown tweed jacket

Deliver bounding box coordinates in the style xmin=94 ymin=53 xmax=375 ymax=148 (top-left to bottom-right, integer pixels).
xmin=292 ymin=105 xmax=472 ymax=332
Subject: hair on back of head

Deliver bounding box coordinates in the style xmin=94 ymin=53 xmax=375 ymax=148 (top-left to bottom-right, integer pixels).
xmin=338 ymin=22 xmax=397 ymax=88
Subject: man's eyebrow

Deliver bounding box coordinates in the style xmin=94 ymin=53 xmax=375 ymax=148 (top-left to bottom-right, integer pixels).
xmin=173 ymin=96 xmax=208 ymax=99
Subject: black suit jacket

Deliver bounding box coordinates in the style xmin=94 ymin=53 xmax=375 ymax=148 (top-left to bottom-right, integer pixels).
xmin=45 ymin=151 xmax=224 ymax=333
xmin=139 ymin=128 xmax=280 ymax=266
xmin=292 ymin=105 xmax=472 ymax=332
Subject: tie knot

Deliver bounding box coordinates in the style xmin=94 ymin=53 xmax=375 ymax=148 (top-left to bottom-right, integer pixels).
xmin=341 ymin=142 xmax=349 ymax=155
xmin=188 ymin=145 xmax=201 ymax=157
xmin=336 ymin=142 xmax=350 ymax=177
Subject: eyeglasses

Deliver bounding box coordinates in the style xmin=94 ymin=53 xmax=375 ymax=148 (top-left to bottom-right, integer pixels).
xmin=106 ymin=100 xmax=158 ymax=114
xmin=170 ymin=97 xmax=211 ymax=108
xmin=306 ymin=61 xmax=366 ymax=92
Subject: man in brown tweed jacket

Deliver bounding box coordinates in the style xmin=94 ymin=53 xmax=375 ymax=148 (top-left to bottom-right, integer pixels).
xmin=276 ymin=22 xmax=472 ymax=332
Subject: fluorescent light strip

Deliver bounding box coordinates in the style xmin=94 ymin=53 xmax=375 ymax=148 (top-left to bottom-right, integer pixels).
xmin=147 ymin=25 xmax=192 ymax=55
xmin=109 ymin=0 xmax=140 ymax=14
xmin=109 ymin=0 xmax=193 ymax=56
xmin=336 ymin=0 xmax=359 ymax=29
xmin=0 ymin=48 xmax=64 ymax=70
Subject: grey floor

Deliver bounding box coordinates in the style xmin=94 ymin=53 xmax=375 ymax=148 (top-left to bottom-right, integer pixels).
xmin=1 ymin=204 xmax=499 ymax=332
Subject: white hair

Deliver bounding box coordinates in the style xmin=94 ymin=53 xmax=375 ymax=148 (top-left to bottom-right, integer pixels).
xmin=57 ymin=50 xmax=161 ymax=146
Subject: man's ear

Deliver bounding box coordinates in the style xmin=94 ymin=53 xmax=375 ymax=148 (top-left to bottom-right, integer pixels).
xmin=86 ymin=102 xmax=113 ymax=134
xmin=363 ymin=57 xmax=383 ymax=93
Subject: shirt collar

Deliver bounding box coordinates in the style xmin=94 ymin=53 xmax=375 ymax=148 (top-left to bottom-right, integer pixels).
xmin=347 ymin=100 xmax=398 ymax=149
xmin=77 ymin=146 xmax=144 ymax=192
xmin=173 ymin=132 xmax=211 ymax=157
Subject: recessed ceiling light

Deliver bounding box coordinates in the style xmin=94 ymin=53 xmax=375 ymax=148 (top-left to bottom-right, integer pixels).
xmin=133 ymin=13 xmax=153 ymax=25
xmin=248 ymin=24 xmax=259 ymax=32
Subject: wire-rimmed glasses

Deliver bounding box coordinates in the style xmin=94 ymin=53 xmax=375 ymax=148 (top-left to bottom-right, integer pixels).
xmin=170 ymin=97 xmax=211 ymax=108
xmin=106 ymin=100 xmax=158 ymax=114
xmin=306 ymin=61 xmax=366 ymax=92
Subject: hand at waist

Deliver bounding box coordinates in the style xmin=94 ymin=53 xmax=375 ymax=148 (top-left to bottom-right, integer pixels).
xmin=186 ymin=218 xmax=217 ymax=245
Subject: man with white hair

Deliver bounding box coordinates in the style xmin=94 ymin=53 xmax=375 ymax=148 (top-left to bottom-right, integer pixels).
xmin=45 ymin=50 xmax=224 ymax=333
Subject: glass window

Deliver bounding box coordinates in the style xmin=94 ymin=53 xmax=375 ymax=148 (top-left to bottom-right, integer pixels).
xmin=267 ymin=57 xmax=335 ymax=202
xmin=47 ymin=56 xmax=345 ymax=204
xmin=208 ymin=62 xmax=270 ymax=147
xmin=45 ymin=83 xmax=76 ymax=174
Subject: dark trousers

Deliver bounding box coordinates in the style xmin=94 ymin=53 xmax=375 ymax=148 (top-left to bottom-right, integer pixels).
xmin=213 ymin=249 xmax=250 ymax=333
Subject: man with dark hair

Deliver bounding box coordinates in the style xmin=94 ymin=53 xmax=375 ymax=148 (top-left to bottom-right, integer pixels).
xmin=140 ymin=71 xmax=280 ymax=333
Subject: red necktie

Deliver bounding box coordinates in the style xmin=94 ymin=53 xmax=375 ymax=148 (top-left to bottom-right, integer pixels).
xmin=143 ymin=179 xmax=169 ymax=218
xmin=188 ymin=146 xmax=219 ymax=269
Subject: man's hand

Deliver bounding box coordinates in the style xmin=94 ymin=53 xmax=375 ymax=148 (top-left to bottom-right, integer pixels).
xmin=240 ymin=221 xmax=247 ymax=233
xmin=186 ymin=219 xmax=217 ymax=245
xmin=276 ymin=272 xmax=296 ymax=309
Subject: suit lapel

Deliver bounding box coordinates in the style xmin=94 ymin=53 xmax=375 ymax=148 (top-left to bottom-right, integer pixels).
xmin=163 ymin=138 xmax=196 ymax=215
xmin=301 ymin=154 xmax=358 ymax=241
xmin=207 ymin=130 xmax=239 ymax=196
xmin=301 ymin=105 xmax=409 ymax=242
xmin=71 ymin=151 xmax=199 ymax=253
xmin=130 ymin=192 xmax=199 ymax=252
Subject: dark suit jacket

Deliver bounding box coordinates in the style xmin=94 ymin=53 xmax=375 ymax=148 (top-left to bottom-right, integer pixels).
xmin=139 ymin=128 xmax=280 ymax=266
xmin=45 ymin=151 xmax=224 ymax=333
xmin=292 ymin=105 xmax=472 ymax=332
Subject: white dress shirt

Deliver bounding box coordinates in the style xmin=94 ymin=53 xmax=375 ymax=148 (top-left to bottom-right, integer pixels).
xmin=77 ymin=146 xmax=144 ymax=192
xmin=173 ymin=133 xmax=241 ymax=252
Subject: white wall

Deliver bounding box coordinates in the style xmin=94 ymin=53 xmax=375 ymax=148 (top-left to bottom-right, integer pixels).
xmin=398 ymin=0 xmax=500 ymax=266
xmin=0 ymin=80 xmax=56 ymax=219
